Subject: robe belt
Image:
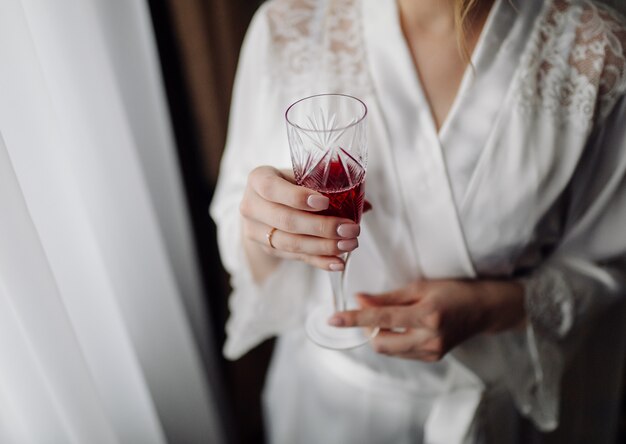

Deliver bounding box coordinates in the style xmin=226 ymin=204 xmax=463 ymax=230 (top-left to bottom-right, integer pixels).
xmin=307 ymin=340 xmax=485 ymax=444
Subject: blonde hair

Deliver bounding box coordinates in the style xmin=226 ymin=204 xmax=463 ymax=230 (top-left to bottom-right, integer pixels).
xmin=454 ymin=0 xmax=479 ymax=62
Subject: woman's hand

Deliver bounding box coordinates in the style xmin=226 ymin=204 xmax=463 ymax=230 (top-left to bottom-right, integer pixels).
xmin=240 ymin=166 xmax=361 ymax=275
xmin=328 ymin=279 xmax=526 ymax=361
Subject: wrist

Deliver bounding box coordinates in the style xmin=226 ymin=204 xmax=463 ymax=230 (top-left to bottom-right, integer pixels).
xmin=242 ymin=230 xmax=282 ymax=283
xmin=476 ymin=280 xmax=527 ymax=334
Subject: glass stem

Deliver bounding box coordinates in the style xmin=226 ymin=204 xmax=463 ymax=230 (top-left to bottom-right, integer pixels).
xmin=330 ymin=252 xmax=351 ymax=313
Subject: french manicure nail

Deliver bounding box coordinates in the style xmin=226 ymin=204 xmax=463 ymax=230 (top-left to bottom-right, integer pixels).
xmin=329 ymin=263 xmax=345 ymax=271
xmin=337 ymin=224 xmax=360 ymax=238
xmin=338 ymin=239 xmax=358 ymax=252
xmin=307 ymin=195 xmax=329 ymax=210
xmin=328 ymin=316 xmax=345 ymax=327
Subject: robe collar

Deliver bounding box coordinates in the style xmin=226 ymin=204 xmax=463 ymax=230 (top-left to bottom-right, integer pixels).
xmin=360 ymin=0 xmax=493 ymax=278
xmin=361 ymin=0 xmax=541 ymax=279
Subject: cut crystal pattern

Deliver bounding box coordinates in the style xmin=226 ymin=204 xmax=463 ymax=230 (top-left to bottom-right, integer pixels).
xmin=288 ymin=105 xmax=366 ymax=192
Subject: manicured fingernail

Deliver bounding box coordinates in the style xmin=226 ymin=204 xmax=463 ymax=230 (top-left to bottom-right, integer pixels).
xmin=328 ymin=316 xmax=345 ymax=327
xmin=338 ymin=239 xmax=358 ymax=252
xmin=329 ymin=263 xmax=345 ymax=271
xmin=337 ymin=224 xmax=360 ymax=238
xmin=307 ymin=195 xmax=329 ymax=210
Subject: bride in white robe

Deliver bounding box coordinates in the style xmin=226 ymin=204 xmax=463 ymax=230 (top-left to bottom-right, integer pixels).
xmin=210 ymin=0 xmax=626 ymax=442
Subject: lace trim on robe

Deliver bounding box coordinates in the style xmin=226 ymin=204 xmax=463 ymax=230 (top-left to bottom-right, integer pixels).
xmin=516 ymin=0 xmax=626 ymax=131
xmin=265 ymin=0 xmax=372 ymax=95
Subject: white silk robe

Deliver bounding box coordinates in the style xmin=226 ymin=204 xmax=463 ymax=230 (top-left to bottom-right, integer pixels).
xmin=210 ymin=0 xmax=626 ymax=443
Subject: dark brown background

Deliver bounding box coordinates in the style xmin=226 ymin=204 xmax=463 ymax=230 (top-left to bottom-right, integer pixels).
xmin=148 ymin=1 xmax=271 ymax=443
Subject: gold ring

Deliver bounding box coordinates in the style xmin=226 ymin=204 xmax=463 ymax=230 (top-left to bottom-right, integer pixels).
xmin=266 ymin=227 xmax=277 ymax=249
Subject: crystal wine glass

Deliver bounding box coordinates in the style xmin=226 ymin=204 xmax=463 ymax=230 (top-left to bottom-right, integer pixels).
xmin=285 ymin=93 xmax=379 ymax=350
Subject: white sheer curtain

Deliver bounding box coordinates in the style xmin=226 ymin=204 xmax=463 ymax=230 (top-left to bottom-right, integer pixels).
xmin=0 ymin=1 xmax=225 ymax=443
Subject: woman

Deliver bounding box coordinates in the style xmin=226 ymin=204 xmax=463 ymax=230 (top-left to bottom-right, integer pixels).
xmin=211 ymin=0 xmax=626 ymax=442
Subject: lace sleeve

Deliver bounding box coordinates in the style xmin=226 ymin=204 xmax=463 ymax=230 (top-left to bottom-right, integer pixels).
xmin=264 ymin=0 xmax=372 ymax=96
xmin=498 ymin=259 xmax=626 ymax=431
xmin=516 ymin=0 xmax=626 ymax=132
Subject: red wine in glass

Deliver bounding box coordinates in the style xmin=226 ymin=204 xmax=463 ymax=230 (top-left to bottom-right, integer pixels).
xmin=297 ymin=147 xmax=365 ymax=223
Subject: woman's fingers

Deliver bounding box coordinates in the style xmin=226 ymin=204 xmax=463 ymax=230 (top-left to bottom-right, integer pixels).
xmin=249 ymin=166 xmax=330 ymax=212
xmin=241 ymin=193 xmax=359 ymax=239
xmin=370 ymin=328 xmax=428 ymax=353
xmin=243 ymin=220 xmax=359 ymax=256
xmin=265 ymin=248 xmax=346 ymax=271
xmin=370 ymin=329 xmax=444 ymax=361
xmin=329 ymin=306 xmax=416 ymax=329
xmin=356 ymin=286 xmax=422 ymax=307
xmin=297 ymin=254 xmax=346 ymax=271
xmin=241 ymin=166 xmax=362 ymax=271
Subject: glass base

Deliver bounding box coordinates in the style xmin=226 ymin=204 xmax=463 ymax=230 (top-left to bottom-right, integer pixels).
xmin=305 ymin=305 xmax=379 ymax=350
